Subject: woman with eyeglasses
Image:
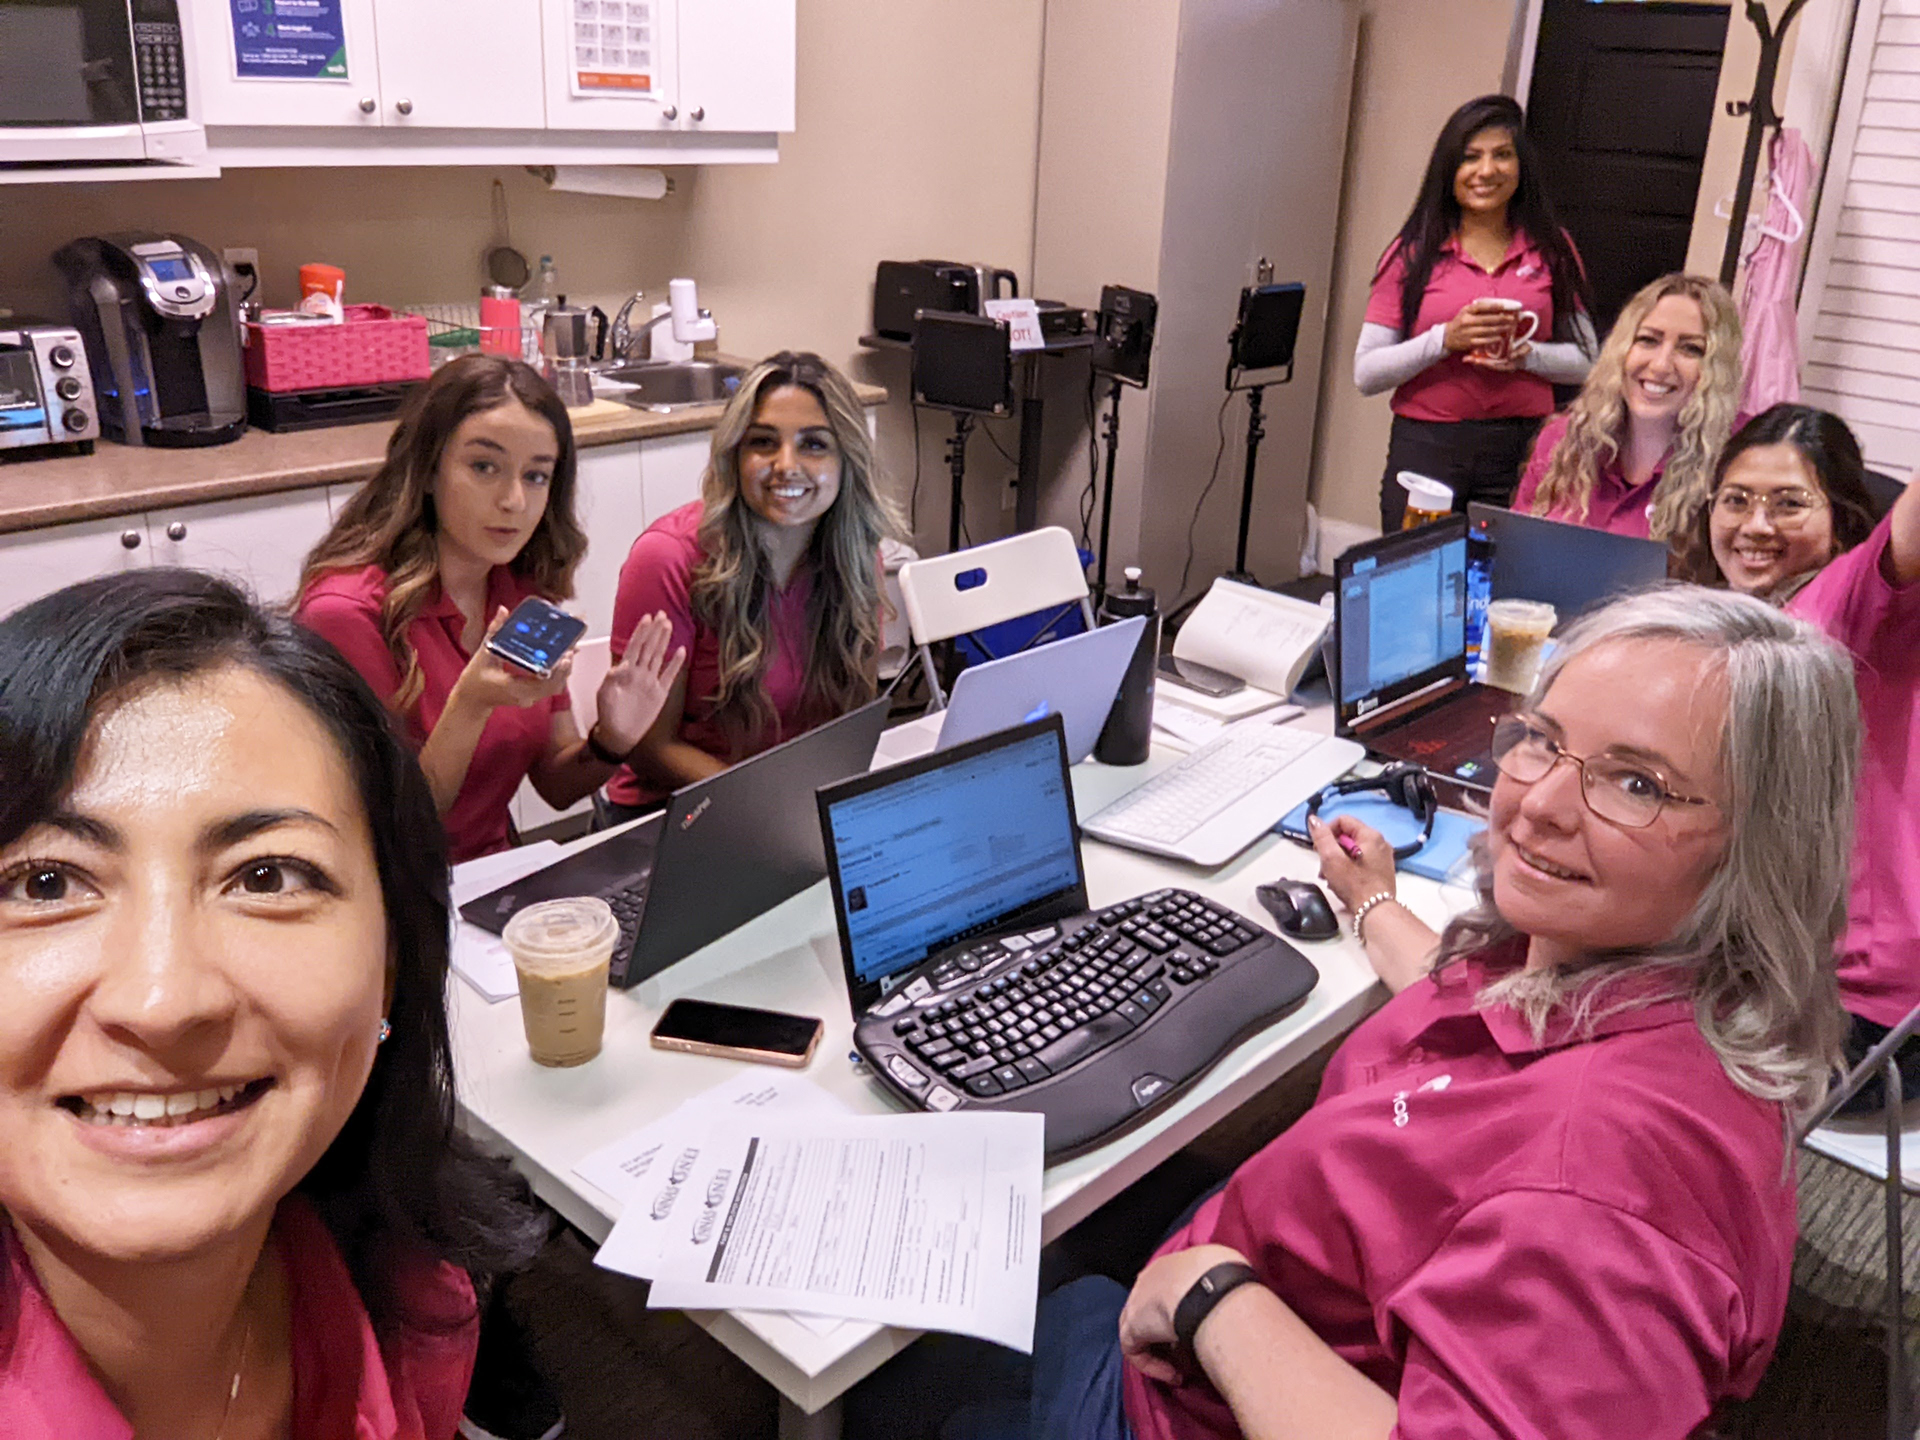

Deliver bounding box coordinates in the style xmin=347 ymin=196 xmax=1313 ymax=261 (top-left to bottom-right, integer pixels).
xmin=855 ymin=588 xmax=1859 ymax=1440
xmin=1682 ymin=404 xmax=1920 ymax=1108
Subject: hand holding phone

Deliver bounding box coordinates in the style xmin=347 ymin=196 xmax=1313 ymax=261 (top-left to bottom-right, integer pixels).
xmin=486 ymin=596 xmax=589 ymax=679
xmin=650 ymin=997 xmax=824 ymax=1068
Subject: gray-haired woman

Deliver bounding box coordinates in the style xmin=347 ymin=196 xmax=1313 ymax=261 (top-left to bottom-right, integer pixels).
xmin=884 ymin=588 xmax=1859 ymax=1440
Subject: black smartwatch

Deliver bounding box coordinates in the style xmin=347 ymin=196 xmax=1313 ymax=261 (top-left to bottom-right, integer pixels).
xmin=585 ymin=724 xmax=628 ymax=767
xmin=1172 ymin=1261 xmax=1262 ymax=1357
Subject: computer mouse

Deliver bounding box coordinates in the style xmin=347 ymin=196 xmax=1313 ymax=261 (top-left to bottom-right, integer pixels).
xmin=1256 ymin=878 xmax=1341 ymax=942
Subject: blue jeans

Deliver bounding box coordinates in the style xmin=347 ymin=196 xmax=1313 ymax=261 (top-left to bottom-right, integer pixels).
xmin=843 ymin=1276 xmax=1133 ymax=1440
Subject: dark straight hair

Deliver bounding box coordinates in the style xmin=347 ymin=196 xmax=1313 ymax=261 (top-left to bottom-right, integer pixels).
xmin=0 ymin=569 xmax=543 ymax=1329
xmin=1677 ymin=403 xmax=1880 ymax=584
xmin=1381 ymin=94 xmax=1592 ymax=343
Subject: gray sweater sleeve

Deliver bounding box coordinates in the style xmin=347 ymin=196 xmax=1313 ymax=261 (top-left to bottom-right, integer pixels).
xmin=1522 ymin=312 xmax=1599 ymax=385
xmin=1354 ymin=322 xmax=1448 ymax=396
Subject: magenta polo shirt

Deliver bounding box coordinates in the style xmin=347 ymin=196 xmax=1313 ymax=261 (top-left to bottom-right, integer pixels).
xmin=297 ymin=563 xmax=571 ymax=863
xmin=607 ymin=500 xmax=835 ymax=808
xmin=1366 ymin=231 xmax=1566 ymax=424
xmin=0 ymin=1199 xmax=478 ymax=1440
xmin=1511 ymin=412 xmax=1660 ymax=539
xmin=1123 ymin=943 xmax=1794 ymax=1440
xmin=1790 ymin=515 xmax=1920 ymax=1027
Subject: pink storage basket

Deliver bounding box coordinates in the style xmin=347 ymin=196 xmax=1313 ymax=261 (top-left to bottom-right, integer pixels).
xmin=244 ymin=305 xmax=431 ymax=393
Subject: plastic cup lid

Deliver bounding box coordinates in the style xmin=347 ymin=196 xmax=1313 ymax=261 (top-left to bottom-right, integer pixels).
xmin=1486 ymin=598 xmax=1557 ymax=625
xmin=501 ymin=896 xmax=619 ymax=963
xmin=1397 ymin=471 xmax=1454 ymax=506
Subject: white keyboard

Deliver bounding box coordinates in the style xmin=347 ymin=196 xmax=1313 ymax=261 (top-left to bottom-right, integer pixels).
xmin=1083 ymin=720 xmax=1364 ymax=867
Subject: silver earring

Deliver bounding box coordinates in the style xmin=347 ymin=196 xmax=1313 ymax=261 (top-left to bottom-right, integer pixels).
xmin=377 ymin=1018 xmax=392 ymax=1045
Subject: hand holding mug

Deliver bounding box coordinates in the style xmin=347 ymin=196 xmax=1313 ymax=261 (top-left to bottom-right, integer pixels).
xmin=1462 ymin=298 xmax=1538 ymax=369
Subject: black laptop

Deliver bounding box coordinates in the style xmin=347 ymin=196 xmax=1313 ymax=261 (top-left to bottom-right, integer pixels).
xmin=1333 ymin=516 xmax=1512 ymax=800
xmin=1467 ymin=502 xmax=1670 ymax=617
xmin=461 ymin=697 xmax=890 ymax=987
xmin=816 ymin=714 xmax=1320 ymax=1158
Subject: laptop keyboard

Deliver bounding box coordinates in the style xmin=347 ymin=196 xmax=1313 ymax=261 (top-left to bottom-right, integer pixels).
xmin=856 ymin=888 xmax=1319 ymax=1157
xmin=604 ymin=879 xmax=651 ymax=961
xmin=1086 ymin=724 xmax=1321 ymax=843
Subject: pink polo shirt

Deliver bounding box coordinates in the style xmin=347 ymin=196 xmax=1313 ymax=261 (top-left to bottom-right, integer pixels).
xmin=1124 ymin=943 xmax=1794 ymax=1440
xmin=1512 ymin=413 xmax=1659 ymax=538
xmin=1790 ymin=515 xmax=1920 ymax=1027
xmin=1366 ymin=231 xmax=1566 ymax=423
xmin=297 ymin=564 xmax=571 ymax=863
xmin=0 ymin=1198 xmax=478 ymax=1440
xmin=607 ymin=501 xmax=835 ymax=808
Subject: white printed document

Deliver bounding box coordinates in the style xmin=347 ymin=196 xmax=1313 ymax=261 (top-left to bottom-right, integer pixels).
xmin=1172 ymin=577 xmax=1331 ymax=699
xmin=639 ymin=1112 xmax=1045 ymax=1351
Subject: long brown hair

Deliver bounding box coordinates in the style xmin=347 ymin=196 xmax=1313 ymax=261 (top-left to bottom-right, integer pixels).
xmin=297 ymin=355 xmax=586 ymax=713
xmin=691 ymin=351 xmax=904 ymax=751
xmin=1527 ymin=274 xmax=1742 ymax=542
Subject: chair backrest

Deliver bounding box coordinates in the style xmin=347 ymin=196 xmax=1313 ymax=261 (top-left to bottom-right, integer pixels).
xmin=567 ymin=636 xmax=614 ymax=731
xmin=897 ymin=527 xmax=1094 ymax=707
xmin=878 ymin=536 xmax=920 ymax=680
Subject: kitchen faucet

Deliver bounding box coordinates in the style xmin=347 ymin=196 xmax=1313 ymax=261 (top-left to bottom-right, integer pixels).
xmin=609 ymin=279 xmax=717 ymax=362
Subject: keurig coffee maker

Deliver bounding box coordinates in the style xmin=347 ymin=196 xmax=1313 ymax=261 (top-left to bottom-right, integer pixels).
xmin=54 ymin=232 xmax=246 ymax=446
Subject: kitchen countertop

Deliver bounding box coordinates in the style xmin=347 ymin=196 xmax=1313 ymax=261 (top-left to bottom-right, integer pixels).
xmin=0 ymin=376 xmax=887 ymax=536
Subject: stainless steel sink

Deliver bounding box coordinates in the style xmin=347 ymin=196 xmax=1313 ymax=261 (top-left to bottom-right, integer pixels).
xmin=596 ymin=360 xmax=747 ymax=409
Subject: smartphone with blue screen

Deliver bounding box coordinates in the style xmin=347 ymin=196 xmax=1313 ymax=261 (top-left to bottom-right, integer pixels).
xmin=484 ymin=597 xmax=587 ymax=679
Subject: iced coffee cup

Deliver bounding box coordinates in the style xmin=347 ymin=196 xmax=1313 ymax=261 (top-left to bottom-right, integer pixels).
xmin=1398 ymin=472 xmax=1455 ymax=530
xmin=1483 ymin=599 xmax=1558 ymax=694
xmin=501 ymin=896 xmax=618 ymax=1067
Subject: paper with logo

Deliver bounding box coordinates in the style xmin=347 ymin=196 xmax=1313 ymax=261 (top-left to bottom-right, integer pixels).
xmin=641 ymin=1111 xmax=1045 ymax=1351
xmin=982 ymin=297 xmax=1046 ymax=352
xmin=229 ymin=0 xmax=348 ymax=80
xmin=447 ymin=842 xmax=563 ymax=1001
xmin=571 ymin=0 xmax=655 ymax=97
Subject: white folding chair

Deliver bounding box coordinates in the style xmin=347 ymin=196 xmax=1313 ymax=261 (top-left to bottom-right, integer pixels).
xmin=878 ymin=536 xmax=920 ymax=682
xmin=567 ymin=635 xmax=614 ymax=731
xmin=1798 ymin=998 xmax=1920 ymax=1440
xmin=896 ymin=526 xmax=1094 ymax=708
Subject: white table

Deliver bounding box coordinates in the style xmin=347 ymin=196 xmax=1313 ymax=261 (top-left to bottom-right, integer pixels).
xmin=448 ymin=734 xmax=1466 ymax=1438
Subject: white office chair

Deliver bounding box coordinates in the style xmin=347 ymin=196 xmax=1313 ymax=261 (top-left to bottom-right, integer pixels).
xmin=1797 ymin=999 xmax=1920 ymax=1440
xmin=897 ymin=526 xmax=1094 ymax=708
xmin=878 ymin=536 xmax=920 ymax=681
xmin=567 ymin=635 xmax=614 ymax=730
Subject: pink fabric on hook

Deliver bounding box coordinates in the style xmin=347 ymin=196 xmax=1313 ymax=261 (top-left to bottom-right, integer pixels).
xmin=1737 ymin=127 xmax=1813 ymax=417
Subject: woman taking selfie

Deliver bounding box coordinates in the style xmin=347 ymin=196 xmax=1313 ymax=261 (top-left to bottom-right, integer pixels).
xmin=1685 ymin=404 xmax=1920 ymax=1106
xmin=602 ymin=350 xmax=902 ymax=821
xmin=1513 ymin=272 xmax=1743 ymax=541
xmin=1355 ymin=94 xmax=1596 ymax=530
xmin=0 ymin=570 xmax=543 ymax=1438
xmin=296 ymin=355 xmax=682 ymax=862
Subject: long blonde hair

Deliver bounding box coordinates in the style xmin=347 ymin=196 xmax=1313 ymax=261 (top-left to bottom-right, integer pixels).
xmin=691 ymin=352 xmax=904 ymax=752
xmin=1527 ymin=274 xmax=1742 ymax=541
xmin=297 ymin=355 xmax=585 ymax=713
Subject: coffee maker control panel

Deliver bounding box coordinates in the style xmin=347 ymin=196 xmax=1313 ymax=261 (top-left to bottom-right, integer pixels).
xmin=128 ymin=239 xmax=217 ymax=321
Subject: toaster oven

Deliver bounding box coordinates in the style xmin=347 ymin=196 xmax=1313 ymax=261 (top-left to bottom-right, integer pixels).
xmin=0 ymin=325 xmax=101 ymax=457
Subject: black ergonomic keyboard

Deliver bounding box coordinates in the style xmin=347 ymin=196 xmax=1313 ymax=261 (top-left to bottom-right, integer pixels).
xmin=853 ymin=888 xmax=1320 ymax=1158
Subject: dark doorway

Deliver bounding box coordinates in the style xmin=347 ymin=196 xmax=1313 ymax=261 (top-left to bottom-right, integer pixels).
xmin=1525 ymin=0 xmax=1730 ymax=333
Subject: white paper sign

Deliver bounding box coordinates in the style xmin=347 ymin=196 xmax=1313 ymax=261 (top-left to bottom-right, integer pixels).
xmin=571 ymin=0 xmax=656 ymax=99
xmin=983 ymin=298 xmax=1046 ymax=352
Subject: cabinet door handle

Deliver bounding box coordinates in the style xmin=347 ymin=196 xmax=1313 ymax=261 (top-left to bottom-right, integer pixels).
xmin=661 ymin=104 xmax=678 ymax=121
xmin=359 ymin=96 xmax=377 ymax=114
xmin=120 ymin=529 xmax=143 ymax=550
xmin=166 ymin=522 xmax=188 ymax=541
xmin=395 ymin=98 xmax=413 ymax=116
xmin=690 ymin=106 xmax=705 ymax=122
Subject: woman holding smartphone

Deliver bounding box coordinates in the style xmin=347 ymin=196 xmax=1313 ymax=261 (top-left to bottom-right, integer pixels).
xmin=297 ymin=355 xmax=683 ymax=862
xmin=1355 ymin=94 xmax=1596 ymax=530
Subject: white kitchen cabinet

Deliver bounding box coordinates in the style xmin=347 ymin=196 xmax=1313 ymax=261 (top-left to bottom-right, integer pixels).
xmin=0 ymin=517 xmax=151 ymax=621
xmin=148 ymin=489 xmax=336 ymax=607
xmin=567 ymin=440 xmax=647 ymax=637
xmin=541 ymin=0 xmax=681 ymax=134
xmin=638 ymin=430 xmax=710 ymax=528
xmin=373 ymin=0 xmax=546 ymax=131
xmin=677 ymin=0 xmax=795 ymax=134
xmin=189 ymin=0 xmax=386 ymax=130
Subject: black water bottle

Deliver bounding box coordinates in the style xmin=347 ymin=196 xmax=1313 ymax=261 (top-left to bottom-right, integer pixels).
xmin=1094 ymin=567 xmax=1159 ymax=766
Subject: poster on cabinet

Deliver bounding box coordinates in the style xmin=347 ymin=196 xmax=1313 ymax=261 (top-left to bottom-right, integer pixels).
xmin=570 ymin=0 xmax=656 ymax=97
xmin=227 ymin=0 xmax=348 ymax=80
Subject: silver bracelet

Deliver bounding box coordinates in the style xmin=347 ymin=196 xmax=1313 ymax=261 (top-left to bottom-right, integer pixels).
xmin=1349 ymin=891 xmax=1398 ymax=940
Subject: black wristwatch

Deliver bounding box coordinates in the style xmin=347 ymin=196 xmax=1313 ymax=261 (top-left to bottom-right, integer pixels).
xmin=1173 ymin=1261 xmax=1262 ymax=1357
xmin=585 ymin=724 xmax=628 ymax=767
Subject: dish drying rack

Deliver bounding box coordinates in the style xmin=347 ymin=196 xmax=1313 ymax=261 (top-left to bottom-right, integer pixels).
xmin=402 ymin=301 xmax=543 ymax=367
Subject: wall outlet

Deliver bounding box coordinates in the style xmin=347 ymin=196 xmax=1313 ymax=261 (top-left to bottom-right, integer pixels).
xmin=222 ymin=247 xmax=259 ymax=275
xmin=1002 ymin=479 xmax=1018 ymax=512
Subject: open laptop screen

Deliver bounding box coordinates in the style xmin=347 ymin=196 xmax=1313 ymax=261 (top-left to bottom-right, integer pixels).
xmin=1335 ymin=516 xmax=1469 ymax=725
xmin=818 ymin=716 xmax=1086 ymax=1010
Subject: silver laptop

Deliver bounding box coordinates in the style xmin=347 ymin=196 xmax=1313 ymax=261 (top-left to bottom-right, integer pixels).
xmin=872 ymin=615 xmax=1146 ymax=768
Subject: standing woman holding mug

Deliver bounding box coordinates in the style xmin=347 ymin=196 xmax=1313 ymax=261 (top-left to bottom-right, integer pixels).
xmin=1356 ymin=94 xmax=1597 ymax=531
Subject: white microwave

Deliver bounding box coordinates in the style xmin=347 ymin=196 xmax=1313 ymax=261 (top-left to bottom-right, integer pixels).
xmin=0 ymin=0 xmax=205 ymax=165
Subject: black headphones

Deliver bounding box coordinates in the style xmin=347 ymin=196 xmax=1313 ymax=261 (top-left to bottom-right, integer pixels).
xmin=1305 ymin=763 xmax=1438 ymax=861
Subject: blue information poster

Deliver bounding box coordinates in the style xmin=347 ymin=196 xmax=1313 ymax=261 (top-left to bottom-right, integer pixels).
xmin=229 ymin=0 xmax=348 ymax=80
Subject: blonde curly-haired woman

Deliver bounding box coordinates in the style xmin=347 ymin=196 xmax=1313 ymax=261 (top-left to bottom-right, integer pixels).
xmin=601 ymin=351 xmax=905 ymax=823
xmin=1513 ymin=273 xmax=1744 ymax=541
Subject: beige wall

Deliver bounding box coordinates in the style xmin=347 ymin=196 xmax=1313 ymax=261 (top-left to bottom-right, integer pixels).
xmin=1305 ymin=0 xmax=1520 ymax=535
